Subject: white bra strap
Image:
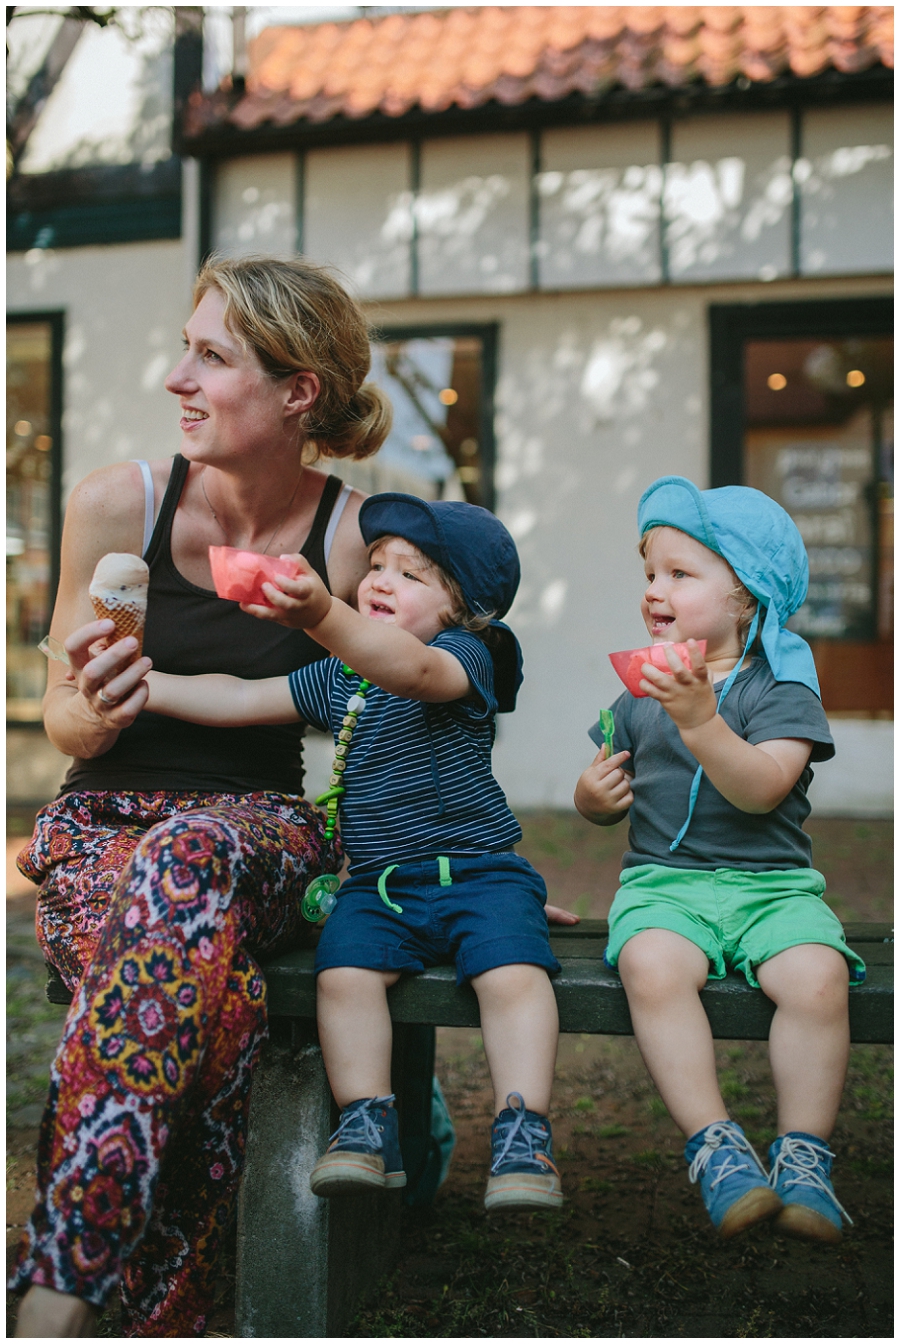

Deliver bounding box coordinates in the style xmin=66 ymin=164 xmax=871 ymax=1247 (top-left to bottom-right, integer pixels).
xmin=323 ymin=482 xmax=353 ymax=564
xmin=132 ymin=459 xmax=155 ymax=558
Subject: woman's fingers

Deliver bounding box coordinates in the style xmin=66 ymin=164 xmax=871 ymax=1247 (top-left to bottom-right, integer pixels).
xmin=87 ymin=655 xmax=152 ymax=707
xmin=545 ymin=904 xmax=580 ymax=925
xmin=64 ymin=618 xmax=116 ymax=669
xmin=93 ymin=677 xmax=150 ymax=724
xmin=79 ymin=639 xmax=143 ymax=692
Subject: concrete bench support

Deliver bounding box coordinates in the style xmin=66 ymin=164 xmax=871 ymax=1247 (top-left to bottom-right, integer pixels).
xmin=235 ymin=1020 xmax=404 ymax=1338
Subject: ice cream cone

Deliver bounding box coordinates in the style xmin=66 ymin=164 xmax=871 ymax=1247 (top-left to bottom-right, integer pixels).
xmin=89 ymin=553 xmax=149 ymax=657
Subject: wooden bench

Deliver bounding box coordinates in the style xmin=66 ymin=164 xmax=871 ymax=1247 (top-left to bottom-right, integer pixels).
xmin=46 ymin=918 xmax=893 ymax=1337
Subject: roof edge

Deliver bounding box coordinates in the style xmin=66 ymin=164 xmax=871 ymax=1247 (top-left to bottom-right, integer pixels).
xmin=175 ymin=66 xmax=893 ymax=160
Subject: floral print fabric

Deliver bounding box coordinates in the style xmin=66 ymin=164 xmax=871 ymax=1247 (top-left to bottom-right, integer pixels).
xmin=10 ymin=790 xmax=340 ymax=1336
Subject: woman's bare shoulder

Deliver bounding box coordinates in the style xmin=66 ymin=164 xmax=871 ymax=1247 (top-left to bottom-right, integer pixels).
xmin=66 ymin=459 xmax=172 ymax=553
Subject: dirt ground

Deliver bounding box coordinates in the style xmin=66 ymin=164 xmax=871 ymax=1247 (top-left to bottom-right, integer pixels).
xmin=6 ymin=813 xmax=894 ymax=1337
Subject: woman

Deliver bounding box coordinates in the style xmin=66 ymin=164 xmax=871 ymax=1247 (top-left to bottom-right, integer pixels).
xmin=11 ymin=255 xmax=392 ymax=1337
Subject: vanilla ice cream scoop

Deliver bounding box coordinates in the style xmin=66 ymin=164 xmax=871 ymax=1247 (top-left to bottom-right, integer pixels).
xmin=89 ymin=553 xmax=149 ymax=654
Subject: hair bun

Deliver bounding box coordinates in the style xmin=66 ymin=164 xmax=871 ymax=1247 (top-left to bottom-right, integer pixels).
xmin=317 ymin=380 xmax=392 ymax=461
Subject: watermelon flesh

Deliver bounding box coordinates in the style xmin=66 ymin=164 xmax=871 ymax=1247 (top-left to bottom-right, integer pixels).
xmin=609 ymin=640 xmax=707 ymax=697
xmin=209 ymin=546 xmax=301 ymax=607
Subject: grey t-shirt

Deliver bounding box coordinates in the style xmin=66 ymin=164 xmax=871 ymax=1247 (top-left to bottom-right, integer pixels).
xmin=588 ymin=658 xmax=835 ymax=872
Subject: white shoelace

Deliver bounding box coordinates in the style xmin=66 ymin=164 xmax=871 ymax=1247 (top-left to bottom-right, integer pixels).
xmin=687 ymin=1122 xmax=763 ymax=1189
xmin=327 ymin=1095 xmax=393 ymax=1152
xmin=490 ymin=1093 xmax=550 ymax=1175
xmin=768 ymin=1135 xmax=853 ymax=1225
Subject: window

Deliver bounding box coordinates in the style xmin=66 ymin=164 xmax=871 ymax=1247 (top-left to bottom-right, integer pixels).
xmin=710 ymin=299 xmax=892 ymax=715
xmin=6 ymin=314 xmax=63 ymax=723
xmin=338 ymin=325 xmax=497 ymax=511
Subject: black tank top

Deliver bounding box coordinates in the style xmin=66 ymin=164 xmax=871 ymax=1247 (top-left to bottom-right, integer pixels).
xmin=62 ymin=457 xmax=346 ymax=795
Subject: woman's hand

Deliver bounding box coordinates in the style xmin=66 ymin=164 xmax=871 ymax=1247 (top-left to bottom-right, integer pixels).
xmin=241 ymin=555 xmax=333 ymax=630
xmin=64 ymin=620 xmax=151 ymax=728
xmin=545 ymin=905 xmax=580 ymax=925
xmin=574 ymin=745 xmax=633 ymax=826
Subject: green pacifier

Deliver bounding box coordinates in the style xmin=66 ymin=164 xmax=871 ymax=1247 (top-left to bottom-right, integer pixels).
xmin=302 ymin=874 xmax=341 ymax=923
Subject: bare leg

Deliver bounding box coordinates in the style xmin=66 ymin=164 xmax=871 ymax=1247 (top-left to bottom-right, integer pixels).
xmin=756 ymin=944 xmax=850 ymax=1139
xmin=471 ymin=964 xmax=558 ymax=1115
xmin=316 ymin=966 xmax=400 ymax=1106
xmin=617 ymin=929 xmax=727 ymax=1136
xmin=15 ymin=1285 xmax=97 ymax=1338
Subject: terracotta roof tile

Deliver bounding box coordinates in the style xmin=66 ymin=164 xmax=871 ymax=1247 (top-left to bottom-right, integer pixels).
xmin=185 ymin=7 xmax=893 ymax=138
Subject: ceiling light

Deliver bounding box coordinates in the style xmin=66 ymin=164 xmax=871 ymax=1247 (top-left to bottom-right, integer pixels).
xmin=846 ymin=369 xmax=866 ymax=387
xmin=438 ymin=388 xmax=458 ymax=405
xmin=767 ymin=373 xmax=787 ymax=390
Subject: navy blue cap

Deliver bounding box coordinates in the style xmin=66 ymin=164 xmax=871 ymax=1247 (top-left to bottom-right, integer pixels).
xmin=358 ymin=492 xmax=523 ymax=711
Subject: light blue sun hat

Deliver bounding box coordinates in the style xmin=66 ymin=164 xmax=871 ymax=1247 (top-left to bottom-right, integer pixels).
xmin=637 ymin=475 xmax=819 ymax=851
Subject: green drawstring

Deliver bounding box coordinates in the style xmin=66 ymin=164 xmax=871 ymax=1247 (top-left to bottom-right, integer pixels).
xmin=376 ymin=857 xmax=453 ymax=913
xmin=377 ymin=865 xmax=403 ymax=914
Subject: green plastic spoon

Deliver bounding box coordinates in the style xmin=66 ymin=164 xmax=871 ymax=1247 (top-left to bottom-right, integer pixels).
xmin=598 ymin=708 xmax=615 ymax=759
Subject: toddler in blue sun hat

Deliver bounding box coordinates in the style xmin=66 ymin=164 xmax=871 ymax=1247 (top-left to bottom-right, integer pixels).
xmin=575 ymin=475 xmax=865 ymax=1244
xmin=143 ymin=492 xmax=565 ymax=1214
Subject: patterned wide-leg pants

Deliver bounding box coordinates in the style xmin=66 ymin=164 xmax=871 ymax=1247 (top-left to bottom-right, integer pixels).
xmin=9 ymin=790 xmax=340 ymax=1337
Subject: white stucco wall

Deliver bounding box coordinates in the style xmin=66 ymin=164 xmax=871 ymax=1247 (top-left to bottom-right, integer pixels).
xmin=7 ymin=239 xmax=192 ymax=498
xmin=5 ymin=239 xmax=891 ymax=816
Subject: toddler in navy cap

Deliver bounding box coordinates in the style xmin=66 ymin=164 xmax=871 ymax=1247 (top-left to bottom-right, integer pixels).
xmin=144 ymin=492 xmax=564 ymax=1212
xmin=575 ymin=476 xmax=865 ymax=1245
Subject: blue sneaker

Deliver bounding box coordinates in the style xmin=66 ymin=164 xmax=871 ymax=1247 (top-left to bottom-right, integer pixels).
xmin=686 ymin=1120 xmax=782 ymax=1238
xmin=484 ymin=1092 xmax=563 ymax=1212
xmin=310 ymin=1095 xmax=407 ymax=1197
xmin=769 ymin=1133 xmax=851 ymax=1244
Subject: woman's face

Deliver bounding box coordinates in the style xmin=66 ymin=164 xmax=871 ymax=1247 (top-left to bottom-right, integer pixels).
xmin=164 ymin=287 xmax=296 ymax=464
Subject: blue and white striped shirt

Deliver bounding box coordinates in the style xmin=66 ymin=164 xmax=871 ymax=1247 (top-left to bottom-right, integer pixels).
xmin=288 ymin=628 xmax=522 ymax=874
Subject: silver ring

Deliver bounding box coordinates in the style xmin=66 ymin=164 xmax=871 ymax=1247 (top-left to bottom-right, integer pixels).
xmin=97 ymin=689 xmax=117 ymax=706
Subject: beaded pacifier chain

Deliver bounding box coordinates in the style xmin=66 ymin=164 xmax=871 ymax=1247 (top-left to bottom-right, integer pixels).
xmin=302 ymin=666 xmax=371 ymax=922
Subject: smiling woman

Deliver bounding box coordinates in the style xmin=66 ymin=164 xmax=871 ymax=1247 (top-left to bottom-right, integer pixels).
xmin=9 ymin=256 xmax=394 ymax=1338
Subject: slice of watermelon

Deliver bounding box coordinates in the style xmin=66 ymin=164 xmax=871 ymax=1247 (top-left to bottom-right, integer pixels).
xmin=209 ymin=546 xmax=301 ymax=607
xmin=608 ymin=640 xmax=708 ymax=697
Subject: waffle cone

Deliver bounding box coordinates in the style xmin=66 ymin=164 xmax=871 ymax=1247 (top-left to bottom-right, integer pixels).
xmin=90 ymin=597 xmax=145 ymax=656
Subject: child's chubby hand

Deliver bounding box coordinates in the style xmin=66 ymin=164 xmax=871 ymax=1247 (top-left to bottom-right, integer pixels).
xmin=241 ymin=554 xmax=333 ymax=629
xmin=574 ymin=745 xmax=633 ymax=825
xmin=639 ymin=638 xmax=717 ymax=732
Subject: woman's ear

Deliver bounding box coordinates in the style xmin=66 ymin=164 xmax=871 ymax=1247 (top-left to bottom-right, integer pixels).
xmin=284 ymin=371 xmax=321 ymax=418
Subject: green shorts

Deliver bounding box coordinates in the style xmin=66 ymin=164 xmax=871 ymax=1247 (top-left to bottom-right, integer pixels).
xmin=606 ymin=864 xmax=866 ymax=990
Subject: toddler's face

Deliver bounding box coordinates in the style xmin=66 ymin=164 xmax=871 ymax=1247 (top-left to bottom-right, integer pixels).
xmin=357 ymin=537 xmax=452 ymax=644
xmin=641 ymin=528 xmax=745 ymax=665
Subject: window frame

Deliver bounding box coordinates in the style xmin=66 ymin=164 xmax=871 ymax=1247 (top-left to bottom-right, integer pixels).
xmin=708 ymin=295 xmax=893 ymax=716
xmin=6 ymin=308 xmax=65 ymax=724
xmin=709 ymin=296 xmax=893 ymax=487
xmin=368 ymin=321 xmax=499 ymax=513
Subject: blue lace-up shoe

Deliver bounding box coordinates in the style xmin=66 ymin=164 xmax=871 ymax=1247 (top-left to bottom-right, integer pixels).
xmin=484 ymin=1092 xmax=563 ymax=1213
xmin=768 ymin=1133 xmax=851 ymax=1244
xmin=310 ymin=1095 xmax=406 ymax=1197
xmin=685 ymin=1120 xmax=782 ymax=1238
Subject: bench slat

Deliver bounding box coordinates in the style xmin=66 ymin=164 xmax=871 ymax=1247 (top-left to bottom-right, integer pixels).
xmin=263 ymin=948 xmax=893 ymax=1044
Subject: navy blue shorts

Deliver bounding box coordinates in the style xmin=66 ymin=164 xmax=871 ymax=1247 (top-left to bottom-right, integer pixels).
xmin=314 ymin=851 xmax=561 ymax=985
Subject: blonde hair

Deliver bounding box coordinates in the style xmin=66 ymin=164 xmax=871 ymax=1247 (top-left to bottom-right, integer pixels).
xmin=193 ymin=254 xmax=392 ymax=460
xmin=366 ymin=537 xmax=495 ymax=634
xmin=639 ymin=528 xmax=760 ymax=652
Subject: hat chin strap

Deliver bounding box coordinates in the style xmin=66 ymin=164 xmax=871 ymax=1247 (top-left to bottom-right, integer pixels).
xmin=669 ymin=606 xmax=761 ymax=853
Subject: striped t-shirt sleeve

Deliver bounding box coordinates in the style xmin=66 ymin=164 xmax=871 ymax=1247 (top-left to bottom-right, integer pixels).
xmin=287 ymin=658 xmax=336 ymax=733
xmin=432 ymin=628 xmax=497 ymax=721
